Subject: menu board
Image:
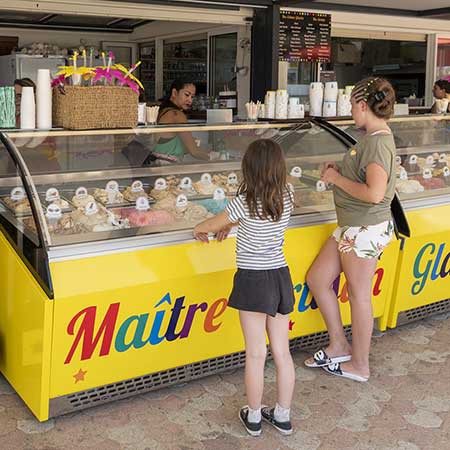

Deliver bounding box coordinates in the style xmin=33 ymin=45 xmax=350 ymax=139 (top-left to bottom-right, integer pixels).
xmin=279 ymin=11 xmax=331 ymax=63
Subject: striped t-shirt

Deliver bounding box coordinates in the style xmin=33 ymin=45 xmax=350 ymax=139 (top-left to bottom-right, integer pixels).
xmin=225 ymin=191 xmax=293 ymax=270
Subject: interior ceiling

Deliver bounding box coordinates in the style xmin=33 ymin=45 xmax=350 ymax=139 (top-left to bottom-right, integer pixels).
xmin=0 ymin=10 xmax=152 ymax=33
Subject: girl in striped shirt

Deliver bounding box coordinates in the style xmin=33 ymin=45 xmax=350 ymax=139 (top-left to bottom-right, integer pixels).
xmin=194 ymin=139 xmax=295 ymax=437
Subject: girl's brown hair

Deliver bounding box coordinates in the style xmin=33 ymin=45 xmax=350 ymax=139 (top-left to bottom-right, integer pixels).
xmin=351 ymin=77 xmax=396 ymax=119
xmin=238 ymin=139 xmax=288 ymax=222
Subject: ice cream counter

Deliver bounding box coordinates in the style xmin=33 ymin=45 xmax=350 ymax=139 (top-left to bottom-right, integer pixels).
xmin=0 ymin=117 xmax=448 ymax=421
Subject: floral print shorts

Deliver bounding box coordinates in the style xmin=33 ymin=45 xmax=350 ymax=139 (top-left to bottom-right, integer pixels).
xmin=332 ymin=220 xmax=394 ymax=259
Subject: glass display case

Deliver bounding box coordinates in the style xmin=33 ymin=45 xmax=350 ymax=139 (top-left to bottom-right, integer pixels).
xmin=1 ymin=116 xmax=449 ymax=295
xmin=333 ymin=115 xmax=450 ymax=203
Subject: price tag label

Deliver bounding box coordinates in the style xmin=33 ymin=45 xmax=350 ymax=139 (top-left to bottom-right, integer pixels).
xmin=85 ymin=201 xmax=98 ymax=216
xmin=45 ymin=187 xmax=60 ymax=202
xmin=227 ymin=173 xmax=239 ymax=185
xmin=180 ymin=177 xmax=193 ymax=189
xmin=423 ymin=168 xmax=433 ymax=180
xmin=136 ymin=196 xmax=150 ymax=211
xmin=395 ymin=156 xmax=402 ymax=166
xmin=131 ymin=180 xmax=144 ymax=193
xmin=399 ymin=168 xmax=408 ymax=180
xmin=409 ymin=155 xmax=418 ymax=164
xmin=106 ymin=180 xmax=119 ymax=192
xmin=443 ymin=166 xmax=450 ymax=177
xmin=46 ymin=203 xmax=62 ymax=219
xmin=213 ymin=188 xmax=226 ymax=201
xmin=426 ymin=155 xmax=435 ymax=166
xmin=201 ymin=173 xmax=212 ymax=185
xmin=75 ymin=186 xmax=88 ymax=199
xmin=290 ymin=166 xmax=302 ymax=178
xmin=176 ymin=194 xmax=188 ymax=209
xmin=439 ymin=153 xmax=447 ymax=163
xmin=154 ymin=178 xmax=167 ymax=191
xmin=316 ymin=180 xmax=327 ymax=192
xmin=11 ymin=186 xmax=26 ymax=201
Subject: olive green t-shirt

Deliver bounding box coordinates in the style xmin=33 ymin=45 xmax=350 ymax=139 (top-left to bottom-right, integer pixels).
xmin=333 ymin=133 xmax=396 ymax=226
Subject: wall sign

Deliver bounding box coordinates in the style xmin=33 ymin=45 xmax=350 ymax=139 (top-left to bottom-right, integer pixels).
xmin=279 ymin=10 xmax=331 ymax=63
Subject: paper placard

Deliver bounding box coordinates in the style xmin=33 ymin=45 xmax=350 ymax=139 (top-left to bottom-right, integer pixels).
xmin=46 ymin=204 xmax=62 ymax=219
xmin=154 ymin=178 xmax=168 ymax=191
xmin=443 ymin=166 xmax=450 ymax=177
xmin=399 ymin=168 xmax=408 ymax=180
xmin=106 ymin=180 xmax=119 ymax=192
xmin=11 ymin=186 xmax=26 ymax=201
xmin=439 ymin=154 xmax=447 ymax=163
xmin=395 ymin=156 xmax=402 ymax=166
xmin=201 ymin=173 xmax=212 ymax=185
xmin=85 ymin=201 xmax=98 ymax=216
xmin=422 ymin=168 xmax=433 ymax=179
xmin=180 ymin=177 xmax=193 ymax=189
xmin=213 ymin=188 xmax=226 ymax=201
xmin=409 ymin=155 xmax=418 ymax=164
xmin=426 ymin=155 xmax=435 ymax=166
xmin=131 ymin=180 xmax=144 ymax=193
xmin=316 ymin=180 xmax=327 ymax=192
xmin=46 ymin=187 xmax=60 ymax=202
xmin=227 ymin=173 xmax=239 ymax=185
xmin=290 ymin=166 xmax=302 ymax=178
xmin=75 ymin=187 xmax=88 ymax=199
xmin=136 ymin=196 xmax=150 ymax=211
xmin=176 ymin=194 xmax=188 ymax=209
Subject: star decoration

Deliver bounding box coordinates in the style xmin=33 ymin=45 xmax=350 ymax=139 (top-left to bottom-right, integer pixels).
xmin=289 ymin=320 xmax=295 ymax=331
xmin=73 ymin=368 xmax=87 ymax=383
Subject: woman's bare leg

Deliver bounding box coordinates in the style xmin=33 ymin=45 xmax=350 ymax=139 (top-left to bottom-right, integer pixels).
xmin=339 ymin=251 xmax=378 ymax=378
xmin=306 ymin=238 xmax=351 ymax=359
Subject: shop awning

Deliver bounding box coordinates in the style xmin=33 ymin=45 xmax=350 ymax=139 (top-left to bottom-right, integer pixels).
xmin=0 ymin=0 xmax=255 ymax=28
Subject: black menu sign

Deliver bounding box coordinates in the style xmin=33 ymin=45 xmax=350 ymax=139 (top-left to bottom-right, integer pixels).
xmin=279 ymin=11 xmax=331 ymax=63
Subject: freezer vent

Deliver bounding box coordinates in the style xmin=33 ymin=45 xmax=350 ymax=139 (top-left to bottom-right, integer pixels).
xmin=397 ymin=298 xmax=450 ymax=326
xmin=49 ymin=327 xmax=348 ymax=418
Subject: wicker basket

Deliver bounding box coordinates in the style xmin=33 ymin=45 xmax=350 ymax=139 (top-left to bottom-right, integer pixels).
xmin=53 ymin=85 xmax=138 ymax=130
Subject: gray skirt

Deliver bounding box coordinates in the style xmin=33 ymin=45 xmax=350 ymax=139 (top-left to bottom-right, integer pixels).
xmin=228 ymin=266 xmax=294 ymax=317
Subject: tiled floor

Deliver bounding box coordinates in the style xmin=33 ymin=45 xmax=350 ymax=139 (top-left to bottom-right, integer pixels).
xmin=1 ymin=313 xmax=449 ymax=450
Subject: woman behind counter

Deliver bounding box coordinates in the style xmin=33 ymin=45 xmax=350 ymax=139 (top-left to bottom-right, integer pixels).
xmin=431 ymin=79 xmax=450 ymax=113
xmin=155 ymin=80 xmax=209 ymax=161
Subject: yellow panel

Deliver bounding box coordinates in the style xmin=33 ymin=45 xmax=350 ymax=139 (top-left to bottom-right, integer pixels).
xmin=0 ymin=233 xmax=53 ymax=421
xmin=387 ymin=205 xmax=450 ymax=328
xmin=50 ymin=222 xmax=399 ymax=398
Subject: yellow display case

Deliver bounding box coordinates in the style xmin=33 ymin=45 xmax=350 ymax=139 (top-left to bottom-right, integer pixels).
xmin=0 ymin=119 xmax=404 ymax=420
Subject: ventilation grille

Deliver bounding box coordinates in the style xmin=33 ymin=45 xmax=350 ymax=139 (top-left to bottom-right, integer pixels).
xmin=397 ymin=298 xmax=450 ymax=326
xmin=50 ymin=326 xmax=348 ymax=418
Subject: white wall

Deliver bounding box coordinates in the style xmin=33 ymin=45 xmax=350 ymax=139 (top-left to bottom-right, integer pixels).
xmin=0 ymin=26 xmax=128 ymax=49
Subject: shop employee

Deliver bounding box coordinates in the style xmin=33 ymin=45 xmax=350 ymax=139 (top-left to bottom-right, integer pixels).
xmin=155 ymin=80 xmax=209 ymax=160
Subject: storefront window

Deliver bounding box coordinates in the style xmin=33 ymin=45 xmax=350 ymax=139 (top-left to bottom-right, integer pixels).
xmin=287 ymin=36 xmax=427 ymax=104
xmin=437 ymin=38 xmax=450 ymax=80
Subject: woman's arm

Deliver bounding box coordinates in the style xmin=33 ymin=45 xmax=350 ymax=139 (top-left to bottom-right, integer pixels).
xmin=193 ymin=211 xmax=236 ymax=243
xmin=322 ymin=163 xmax=388 ymax=204
xmin=161 ymin=110 xmax=209 ymax=160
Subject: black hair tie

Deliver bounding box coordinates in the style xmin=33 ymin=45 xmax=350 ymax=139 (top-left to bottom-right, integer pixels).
xmin=374 ymin=91 xmax=386 ymax=102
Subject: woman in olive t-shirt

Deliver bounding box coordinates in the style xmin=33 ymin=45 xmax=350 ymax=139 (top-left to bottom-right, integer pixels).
xmin=304 ymin=78 xmax=397 ymax=382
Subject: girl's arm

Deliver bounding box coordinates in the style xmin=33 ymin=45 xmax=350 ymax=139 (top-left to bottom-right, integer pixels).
xmin=322 ymin=163 xmax=388 ymax=204
xmin=193 ymin=211 xmax=237 ymax=243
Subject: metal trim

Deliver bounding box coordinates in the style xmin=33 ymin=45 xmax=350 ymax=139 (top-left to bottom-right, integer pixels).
xmin=397 ymin=299 xmax=450 ymax=326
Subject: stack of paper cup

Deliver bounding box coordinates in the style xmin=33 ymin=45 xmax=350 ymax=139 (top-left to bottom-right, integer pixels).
xmin=338 ymin=93 xmax=352 ymax=116
xmin=288 ymin=97 xmax=304 ymax=119
xmin=323 ymin=101 xmax=337 ymax=117
xmin=36 ymin=69 xmax=52 ymax=129
xmin=264 ymin=91 xmax=276 ymax=119
xmin=138 ymin=103 xmax=146 ymax=124
xmin=275 ymin=89 xmax=289 ymax=119
xmin=146 ymin=106 xmax=160 ymax=124
xmin=309 ymin=82 xmax=324 ymax=116
xmin=20 ymin=86 xmax=36 ymax=130
xmin=258 ymin=103 xmax=265 ymax=119
xmin=324 ymin=82 xmax=338 ymax=102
